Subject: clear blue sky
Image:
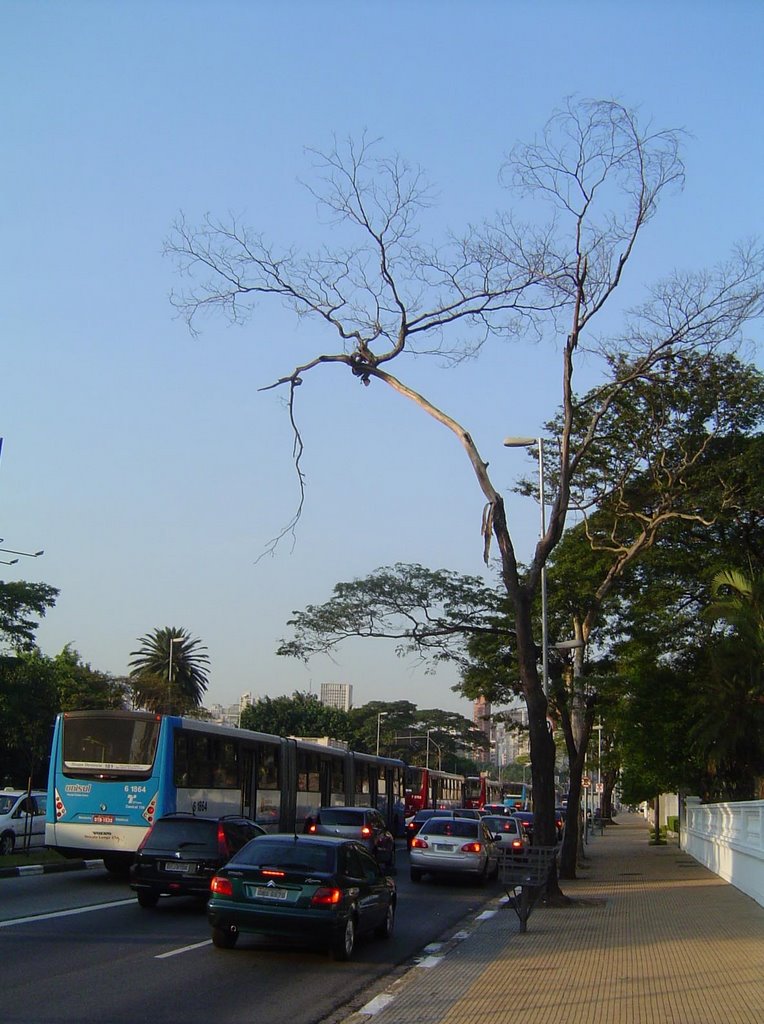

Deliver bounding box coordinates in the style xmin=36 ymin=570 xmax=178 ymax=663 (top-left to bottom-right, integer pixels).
xmin=2 ymin=1 xmax=762 ymax=716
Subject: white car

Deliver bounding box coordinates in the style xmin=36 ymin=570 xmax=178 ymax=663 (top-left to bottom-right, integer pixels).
xmin=409 ymin=815 xmax=500 ymax=883
xmin=0 ymin=789 xmax=47 ymax=855
xmin=482 ymin=814 xmax=530 ymax=855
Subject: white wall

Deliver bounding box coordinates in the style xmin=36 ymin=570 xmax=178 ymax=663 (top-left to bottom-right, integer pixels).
xmin=681 ymin=798 xmax=764 ymax=908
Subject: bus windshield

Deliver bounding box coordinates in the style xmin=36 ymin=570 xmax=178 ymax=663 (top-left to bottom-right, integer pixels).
xmin=61 ymin=713 xmax=161 ymax=777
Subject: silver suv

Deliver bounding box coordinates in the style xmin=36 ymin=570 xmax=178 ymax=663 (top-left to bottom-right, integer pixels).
xmin=0 ymin=789 xmax=47 ymax=855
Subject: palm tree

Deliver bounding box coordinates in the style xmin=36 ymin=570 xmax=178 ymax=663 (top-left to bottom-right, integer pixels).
xmin=693 ymin=568 xmax=764 ymax=798
xmin=128 ymin=627 xmax=210 ymax=714
xmin=707 ymin=568 xmax=764 ymax=656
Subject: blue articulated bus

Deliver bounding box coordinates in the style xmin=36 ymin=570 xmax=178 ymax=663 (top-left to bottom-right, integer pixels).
xmin=46 ymin=709 xmax=405 ymax=873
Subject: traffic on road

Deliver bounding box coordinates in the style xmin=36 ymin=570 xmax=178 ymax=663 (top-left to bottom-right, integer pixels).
xmin=0 ymin=841 xmax=506 ymax=1024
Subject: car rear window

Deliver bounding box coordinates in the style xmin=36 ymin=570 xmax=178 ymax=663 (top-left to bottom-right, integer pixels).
xmin=144 ymin=819 xmax=217 ymax=852
xmin=484 ymin=816 xmax=519 ymax=833
xmin=232 ymin=839 xmax=336 ymax=873
xmin=421 ymin=820 xmax=479 ymax=838
xmin=317 ymin=809 xmax=364 ymax=826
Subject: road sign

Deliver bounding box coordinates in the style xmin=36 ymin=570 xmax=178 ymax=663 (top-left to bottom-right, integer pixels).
xmin=582 ymin=775 xmax=591 ymax=789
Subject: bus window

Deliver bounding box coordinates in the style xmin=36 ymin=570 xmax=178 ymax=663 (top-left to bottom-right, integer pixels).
xmin=329 ymin=757 xmax=345 ymax=805
xmin=62 ymin=713 xmax=160 ymax=777
xmin=296 ymin=750 xmax=321 ymax=824
xmin=354 ymin=762 xmax=372 ymax=805
xmin=255 ymin=746 xmax=280 ymax=829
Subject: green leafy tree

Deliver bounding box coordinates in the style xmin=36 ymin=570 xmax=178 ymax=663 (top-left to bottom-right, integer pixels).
xmin=128 ymin=627 xmax=210 ymax=714
xmin=0 ymin=580 xmax=59 ymax=652
xmin=53 ymin=645 xmax=128 ymax=711
xmin=688 ymin=568 xmax=764 ymax=798
xmin=0 ymin=652 xmax=59 ymax=787
xmin=240 ymin=691 xmax=351 ymax=739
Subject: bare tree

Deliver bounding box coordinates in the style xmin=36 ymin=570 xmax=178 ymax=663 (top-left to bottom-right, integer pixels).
xmin=166 ymin=99 xmax=763 ymax=891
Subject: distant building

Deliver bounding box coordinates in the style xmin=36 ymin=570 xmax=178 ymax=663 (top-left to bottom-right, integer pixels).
xmin=473 ymin=696 xmax=491 ymax=737
xmin=320 ymin=682 xmax=353 ymax=712
xmin=472 ymin=696 xmax=492 ymax=762
xmin=209 ymin=692 xmax=253 ymax=728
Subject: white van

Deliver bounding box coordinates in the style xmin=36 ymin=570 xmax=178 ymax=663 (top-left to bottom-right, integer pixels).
xmin=0 ymin=789 xmax=47 ymax=855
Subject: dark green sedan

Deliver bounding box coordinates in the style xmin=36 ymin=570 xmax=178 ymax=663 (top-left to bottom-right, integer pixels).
xmin=207 ymin=833 xmax=397 ymax=960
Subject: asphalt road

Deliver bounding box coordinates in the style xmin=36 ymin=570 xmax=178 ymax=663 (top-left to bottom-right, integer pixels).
xmin=0 ymin=851 xmax=503 ymax=1024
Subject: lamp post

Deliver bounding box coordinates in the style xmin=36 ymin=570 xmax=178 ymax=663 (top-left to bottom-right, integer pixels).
xmin=376 ymin=712 xmax=387 ymax=756
xmin=425 ymin=730 xmax=442 ymax=771
xmin=394 ymin=731 xmax=442 ymax=770
xmin=503 ymin=435 xmax=548 ymax=696
xmin=167 ymin=637 xmax=183 ymax=714
xmin=595 ymin=718 xmax=603 ymax=818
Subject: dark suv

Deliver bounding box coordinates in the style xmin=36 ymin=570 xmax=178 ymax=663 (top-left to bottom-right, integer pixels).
xmin=129 ymin=813 xmax=265 ymax=908
xmin=306 ymin=807 xmax=396 ymax=869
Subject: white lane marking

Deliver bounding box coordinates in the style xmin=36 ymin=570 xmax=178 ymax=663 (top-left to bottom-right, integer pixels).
xmin=0 ymin=899 xmax=135 ymax=928
xmin=155 ymin=939 xmax=213 ymax=959
xmin=475 ymin=909 xmax=497 ymax=920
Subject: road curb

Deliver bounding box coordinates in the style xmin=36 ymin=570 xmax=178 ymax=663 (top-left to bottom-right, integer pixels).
xmin=0 ymin=858 xmax=104 ymax=879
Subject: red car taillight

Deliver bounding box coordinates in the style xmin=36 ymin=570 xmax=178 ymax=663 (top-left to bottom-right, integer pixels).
xmin=217 ymin=822 xmax=231 ymax=859
xmin=410 ymin=837 xmax=429 ymax=849
xmin=310 ymin=887 xmax=342 ymax=906
xmin=308 ymin=823 xmax=317 ymax=833
xmin=460 ymin=842 xmax=483 ymax=854
xmin=360 ymin=825 xmax=372 ymax=837
xmin=511 ymin=839 xmax=523 ymax=850
xmin=210 ymin=876 xmax=233 ymax=896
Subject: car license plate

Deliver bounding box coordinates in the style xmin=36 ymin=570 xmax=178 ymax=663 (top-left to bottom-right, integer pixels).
xmin=164 ymin=862 xmax=192 ymax=873
xmin=248 ymin=885 xmax=289 ymax=901
xmin=434 ymin=843 xmax=455 ymax=852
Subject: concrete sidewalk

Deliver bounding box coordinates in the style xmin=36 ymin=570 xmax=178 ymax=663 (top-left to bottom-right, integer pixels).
xmin=344 ymin=812 xmax=764 ymax=1024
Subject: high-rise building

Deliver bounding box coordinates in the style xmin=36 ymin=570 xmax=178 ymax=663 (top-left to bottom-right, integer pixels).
xmin=473 ymin=696 xmax=491 ymax=737
xmin=320 ymin=682 xmax=353 ymax=712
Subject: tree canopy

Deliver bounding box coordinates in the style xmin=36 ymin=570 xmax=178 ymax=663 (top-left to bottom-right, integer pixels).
xmin=0 ymin=579 xmax=59 ymax=652
xmin=128 ymin=626 xmax=210 ymax=715
xmin=167 ymin=98 xmax=764 ymax=874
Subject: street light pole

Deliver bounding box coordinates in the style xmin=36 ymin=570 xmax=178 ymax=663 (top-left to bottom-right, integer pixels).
xmin=503 ymin=435 xmax=548 ymax=696
xmin=168 ymin=637 xmax=183 ymax=715
xmin=376 ymin=712 xmax=387 ymax=756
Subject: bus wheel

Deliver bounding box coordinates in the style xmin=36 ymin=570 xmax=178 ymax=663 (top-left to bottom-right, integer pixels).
xmin=103 ymin=854 xmax=132 ymax=876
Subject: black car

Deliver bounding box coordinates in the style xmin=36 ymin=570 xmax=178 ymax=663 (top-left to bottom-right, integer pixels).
xmin=513 ymin=811 xmax=535 ymax=843
xmin=306 ymin=806 xmax=396 ymax=868
xmin=207 ymin=834 xmax=396 ymax=960
xmin=482 ymin=803 xmax=516 ymax=817
xmin=129 ymin=813 xmax=265 ymax=908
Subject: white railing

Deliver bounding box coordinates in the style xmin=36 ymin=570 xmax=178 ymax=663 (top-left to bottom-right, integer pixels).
xmin=681 ymin=798 xmax=764 ymax=908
